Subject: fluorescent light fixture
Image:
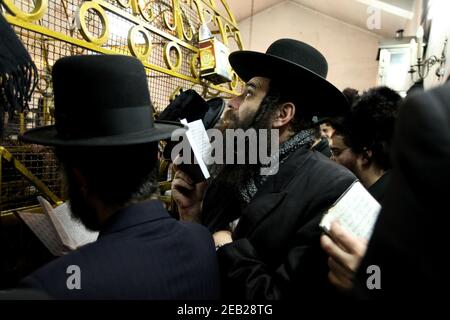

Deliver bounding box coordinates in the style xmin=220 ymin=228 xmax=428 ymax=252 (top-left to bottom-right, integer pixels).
xmin=356 ymin=0 xmax=414 ymax=19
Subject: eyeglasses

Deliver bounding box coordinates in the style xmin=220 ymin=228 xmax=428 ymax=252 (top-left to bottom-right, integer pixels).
xmin=330 ymin=147 xmax=349 ymax=157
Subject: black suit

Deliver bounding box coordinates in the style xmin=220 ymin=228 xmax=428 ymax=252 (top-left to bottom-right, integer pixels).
xmin=354 ymin=83 xmax=450 ymax=299
xmin=20 ymin=200 xmax=220 ymax=299
xmin=203 ymin=146 xmax=356 ymax=299
xmin=367 ymin=171 xmax=390 ymax=204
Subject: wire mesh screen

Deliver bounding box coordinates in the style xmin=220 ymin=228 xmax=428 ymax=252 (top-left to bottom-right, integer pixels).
xmin=0 ymin=0 xmax=244 ymax=213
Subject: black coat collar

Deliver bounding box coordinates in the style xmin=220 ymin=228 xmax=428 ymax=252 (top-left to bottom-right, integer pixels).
xmin=99 ymin=200 xmax=170 ymax=237
xmin=234 ymin=146 xmax=311 ymax=236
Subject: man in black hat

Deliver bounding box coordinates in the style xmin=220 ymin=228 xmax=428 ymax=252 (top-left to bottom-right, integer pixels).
xmin=172 ymin=39 xmax=356 ymax=299
xmin=16 ymin=55 xmax=220 ymax=299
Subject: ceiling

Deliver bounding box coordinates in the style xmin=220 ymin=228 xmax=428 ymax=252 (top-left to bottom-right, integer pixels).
xmin=225 ymin=0 xmax=417 ymax=37
xmin=224 ymin=0 xmax=283 ymax=22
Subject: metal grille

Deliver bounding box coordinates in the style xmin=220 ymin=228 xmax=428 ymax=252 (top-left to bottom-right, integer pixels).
xmin=1 ymin=0 xmax=244 ymax=213
xmin=0 ymin=0 xmax=243 ymax=289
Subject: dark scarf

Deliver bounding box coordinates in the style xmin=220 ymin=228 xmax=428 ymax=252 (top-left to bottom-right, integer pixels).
xmin=238 ymin=128 xmax=315 ymax=206
xmin=0 ymin=12 xmax=38 ymax=133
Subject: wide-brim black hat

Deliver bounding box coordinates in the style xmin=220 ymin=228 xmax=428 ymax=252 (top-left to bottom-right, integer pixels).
xmin=203 ymin=97 xmax=225 ymax=129
xmin=158 ymin=89 xmax=208 ymax=124
xmin=158 ymin=89 xmax=225 ymax=130
xmin=229 ymin=39 xmax=349 ymax=118
xmin=20 ymin=55 xmax=184 ymax=147
xmin=20 ymin=120 xmax=183 ymax=147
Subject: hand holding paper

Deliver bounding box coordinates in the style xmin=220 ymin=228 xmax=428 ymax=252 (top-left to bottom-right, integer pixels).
xmin=171 ymin=166 xmax=207 ymax=222
xmin=320 ymin=221 xmax=368 ymax=291
xmin=174 ymin=119 xmax=212 ymax=182
xmin=319 ymin=181 xmax=378 ymax=291
xmin=320 ymin=181 xmax=381 ymax=240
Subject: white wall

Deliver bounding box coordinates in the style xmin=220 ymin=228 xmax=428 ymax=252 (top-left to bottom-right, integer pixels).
xmin=424 ymin=0 xmax=450 ymax=88
xmin=235 ymin=0 xmax=380 ymax=92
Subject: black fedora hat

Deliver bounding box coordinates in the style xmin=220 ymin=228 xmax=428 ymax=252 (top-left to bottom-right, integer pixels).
xmin=158 ymin=89 xmax=208 ymax=124
xmin=229 ymin=39 xmax=348 ymax=118
xmin=158 ymin=89 xmax=225 ymax=130
xmin=20 ymin=55 xmax=184 ymax=146
xmin=203 ymin=97 xmax=225 ymax=129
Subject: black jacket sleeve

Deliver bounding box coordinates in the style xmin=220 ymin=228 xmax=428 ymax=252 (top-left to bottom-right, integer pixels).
xmin=217 ymin=214 xmax=335 ymax=300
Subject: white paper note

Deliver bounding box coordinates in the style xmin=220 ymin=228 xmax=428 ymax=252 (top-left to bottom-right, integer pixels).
xmin=180 ymin=119 xmax=211 ymax=180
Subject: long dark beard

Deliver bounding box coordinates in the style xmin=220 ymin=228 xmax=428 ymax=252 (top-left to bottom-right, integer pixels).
xmin=208 ymin=95 xmax=279 ymax=204
xmin=63 ymin=169 xmax=103 ymax=232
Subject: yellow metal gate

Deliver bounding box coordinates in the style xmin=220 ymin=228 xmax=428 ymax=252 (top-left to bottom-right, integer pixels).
xmin=0 ymin=0 xmax=243 ymax=216
xmin=0 ymin=0 xmax=243 ymax=286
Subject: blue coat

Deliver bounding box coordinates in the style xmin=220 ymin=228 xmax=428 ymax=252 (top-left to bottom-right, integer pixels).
xmin=20 ymin=200 xmax=220 ymax=299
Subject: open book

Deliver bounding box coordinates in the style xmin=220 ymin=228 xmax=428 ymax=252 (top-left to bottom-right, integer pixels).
xmin=17 ymin=196 xmax=98 ymax=256
xmin=320 ymin=181 xmax=381 ymax=240
xmin=175 ymin=119 xmax=212 ymax=183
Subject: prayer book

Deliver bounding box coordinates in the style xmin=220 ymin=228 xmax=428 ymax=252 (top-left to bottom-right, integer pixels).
xmin=17 ymin=196 xmax=98 ymax=256
xmin=320 ymin=181 xmax=381 ymax=240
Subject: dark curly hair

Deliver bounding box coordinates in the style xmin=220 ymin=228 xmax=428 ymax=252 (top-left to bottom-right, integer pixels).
xmin=342 ymin=87 xmax=360 ymax=107
xmin=324 ymin=88 xmax=359 ymax=142
xmin=347 ymin=86 xmax=402 ymax=170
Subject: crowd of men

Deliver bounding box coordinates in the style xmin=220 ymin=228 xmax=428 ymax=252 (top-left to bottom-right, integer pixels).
xmin=1 ymin=11 xmax=448 ymax=299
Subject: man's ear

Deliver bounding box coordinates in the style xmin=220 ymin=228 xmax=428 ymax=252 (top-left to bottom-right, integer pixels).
xmin=272 ymin=102 xmax=296 ymax=129
xmin=359 ymin=149 xmax=373 ymax=167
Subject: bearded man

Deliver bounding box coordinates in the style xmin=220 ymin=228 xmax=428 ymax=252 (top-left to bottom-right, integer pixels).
xmin=16 ymin=55 xmax=220 ymax=299
xmin=172 ymin=39 xmax=356 ymax=299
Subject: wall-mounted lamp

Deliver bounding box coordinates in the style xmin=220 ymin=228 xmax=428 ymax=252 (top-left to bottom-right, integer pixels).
xmin=409 ymin=26 xmax=447 ymax=82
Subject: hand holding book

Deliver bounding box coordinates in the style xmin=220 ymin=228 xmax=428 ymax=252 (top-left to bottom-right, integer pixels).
xmin=320 ymin=181 xmax=381 ymax=240
xmin=320 ymin=221 xmax=368 ymax=292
